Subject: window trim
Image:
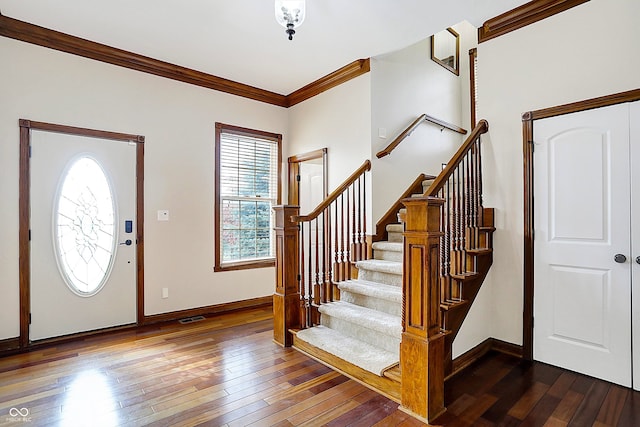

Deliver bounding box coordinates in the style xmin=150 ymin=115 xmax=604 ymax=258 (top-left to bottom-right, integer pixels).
xmin=214 ymin=122 xmax=282 ymax=272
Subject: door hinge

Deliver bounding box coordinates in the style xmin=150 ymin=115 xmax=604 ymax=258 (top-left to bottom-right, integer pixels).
xmin=296 ymin=274 xmax=301 ymax=282
xmin=29 ymin=145 xmax=32 ymax=157
xmin=529 ymin=140 xmax=535 ymax=152
xmin=29 ymin=313 xmax=32 ymax=324
xmin=28 ymin=229 xmax=31 ymax=241
xmin=296 ymin=174 xmax=301 ymax=182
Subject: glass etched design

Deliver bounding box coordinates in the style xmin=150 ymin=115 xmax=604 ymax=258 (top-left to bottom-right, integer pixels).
xmin=54 ymin=157 xmax=116 ymax=295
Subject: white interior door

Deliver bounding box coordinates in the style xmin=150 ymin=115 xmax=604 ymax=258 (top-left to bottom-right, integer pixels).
xmin=30 ymin=130 xmax=137 ymax=341
xmin=533 ymin=103 xmax=632 ymax=387
xmin=632 ymin=101 xmax=640 ymax=389
xmin=298 ymin=159 xmax=325 ymax=216
xmin=298 ymin=159 xmax=325 ymax=280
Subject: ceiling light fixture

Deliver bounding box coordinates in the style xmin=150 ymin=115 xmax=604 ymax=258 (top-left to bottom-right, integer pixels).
xmin=275 ymin=0 xmax=306 ymax=41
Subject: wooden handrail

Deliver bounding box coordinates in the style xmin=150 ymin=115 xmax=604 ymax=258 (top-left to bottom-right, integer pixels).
xmin=292 ymin=160 xmax=371 ymax=222
xmin=373 ymin=173 xmax=434 ymax=242
xmin=376 ymin=114 xmax=468 ymax=159
xmin=425 ymin=119 xmax=489 ymax=196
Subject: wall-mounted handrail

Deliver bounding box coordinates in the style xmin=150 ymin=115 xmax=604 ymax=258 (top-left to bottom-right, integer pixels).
xmin=376 ymin=114 xmax=467 ymax=159
xmin=293 ymin=159 xmax=371 ymax=222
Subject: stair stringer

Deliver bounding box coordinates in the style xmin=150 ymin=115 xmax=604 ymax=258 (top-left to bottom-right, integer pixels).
xmin=441 ymin=208 xmax=495 ymax=376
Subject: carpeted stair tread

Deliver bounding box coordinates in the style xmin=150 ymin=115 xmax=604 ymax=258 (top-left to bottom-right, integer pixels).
xmin=296 ymin=325 xmax=399 ymax=375
xmin=318 ymin=301 xmax=402 ymax=336
xmin=371 ymin=241 xmax=403 ymax=253
xmin=338 ymin=280 xmax=402 ymax=304
xmin=356 ymin=259 xmax=402 ymax=275
xmin=386 ymin=224 xmax=403 ymax=233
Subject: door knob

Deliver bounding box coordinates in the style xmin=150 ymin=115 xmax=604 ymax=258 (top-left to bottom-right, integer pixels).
xmin=119 ymin=239 xmax=132 ymax=246
xmin=636 ymin=256 xmax=640 ymax=265
xmin=614 ymin=254 xmax=627 ymax=263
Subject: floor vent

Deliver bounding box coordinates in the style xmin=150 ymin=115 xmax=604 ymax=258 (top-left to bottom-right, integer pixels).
xmin=178 ymin=315 xmax=206 ymax=324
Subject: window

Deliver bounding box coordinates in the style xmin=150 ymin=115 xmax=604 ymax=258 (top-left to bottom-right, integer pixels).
xmin=214 ymin=123 xmax=281 ymax=271
xmin=55 ymin=156 xmax=117 ymax=295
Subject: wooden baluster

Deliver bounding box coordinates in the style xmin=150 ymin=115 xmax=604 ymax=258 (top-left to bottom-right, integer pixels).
xmin=451 ymin=171 xmax=458 ymax=276
xmin=346 ymin=186 xmax=352 ymax=278
xmin=445 ymin=177 xmax=451 ymax=283
xmin=340 ymin=194 xmax=345 ymax=280
xmin=352 ymin=184 xmax=358 ymax=261
xmin=334 ymin=201 xmax=340 ymax=283
xmin=439 ymin=187 xmax=450 ymax=302
xmin=362 ymin=173 xmax=368 ymax=260
xmin=466 ymin=152 xmax=472 ymax=244
xmin=356 ymin=178 xmax=362 ymax=261
xmin=321 ymin=212 xmax=327 ymax=303
xmin=457 ymin=165 xmax=463 ymax=273
xmin=470 ymin=146 xmax=477 ymax=235
xmin=314 ymin=217 xmax=321 ymax=305
xmin=325 ymin=208 xmax=332 ymax=302
xmin=307 ymin=222 xmax=316 ymax=325
xmin=300 ymin=223 xmax=306 ymax=328
xmin=478 ymin=137 xmax=483 ymax=222
xmin=461 ymin=157 xmax=467 ymax=271
xmin=342 ymin=195 xmax=346 ymax=277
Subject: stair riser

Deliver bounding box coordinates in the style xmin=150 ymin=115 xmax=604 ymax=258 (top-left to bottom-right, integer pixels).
xmin=340 ymin=291 xmax=402 ymax=316
xmin=374 ymin=250 xmax=403 ymax=262
xmin=357 ymin=269 xmax=402 ymax=287
xmin=387 ymin=232 xmax=403 ymax=243
xmin=320 ymin=315 xmax=401 ymax=356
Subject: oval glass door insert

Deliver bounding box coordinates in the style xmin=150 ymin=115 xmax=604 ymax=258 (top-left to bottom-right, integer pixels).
xmin=54 ymin=156 xmax=116 ymax=296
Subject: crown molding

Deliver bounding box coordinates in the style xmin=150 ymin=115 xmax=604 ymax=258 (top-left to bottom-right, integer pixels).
xmin=478 ymin=0 xmax=590 ymax=43
xmin=0 ymin=14 xmax=371 ymax=108
xmin=286 ymin=58 xmax=371 ymax=107
xmin=0 ymin=14 xmax=288 ymax=107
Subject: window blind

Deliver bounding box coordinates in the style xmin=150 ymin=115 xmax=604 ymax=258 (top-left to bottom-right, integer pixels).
xmin=219 ymin=132 xmax=278 ymax=263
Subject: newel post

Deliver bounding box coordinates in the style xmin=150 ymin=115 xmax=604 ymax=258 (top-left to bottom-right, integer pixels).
xmin=400 ymin=197 xmax=447 ymax=423
xmin=273 ymin=205 xmax=301 ymax=347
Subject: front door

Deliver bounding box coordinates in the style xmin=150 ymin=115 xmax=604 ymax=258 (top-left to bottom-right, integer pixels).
xmin=533 ymin=103 xmax=633 ymax=387
xmin=29 ymin=130 xmax=137 ymax=341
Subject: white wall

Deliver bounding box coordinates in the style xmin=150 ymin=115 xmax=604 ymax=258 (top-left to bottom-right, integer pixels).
xmin=0 ymin=37 xmax=288 ymax=339
xmin=478 ymin=0 xmax=640 ymax=346
xmin=286 ymin=74 xmax=372 ymax=197
xmin=370 ymin=21 xmax=475 ymax=226
xmin=369 ymin=21 xmax=494 ymax=357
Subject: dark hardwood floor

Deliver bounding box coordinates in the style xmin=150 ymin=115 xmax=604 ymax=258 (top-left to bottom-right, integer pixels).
xmin=0 ymin=306 xmax=638 ymax=426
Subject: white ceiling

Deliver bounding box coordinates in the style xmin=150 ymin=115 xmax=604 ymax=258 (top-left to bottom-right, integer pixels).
xmin=0 ymin=1 xmax=530 ymax=95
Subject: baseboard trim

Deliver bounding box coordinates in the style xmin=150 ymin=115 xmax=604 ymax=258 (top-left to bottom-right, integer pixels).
xmin=142 ymin=295 xmax=273 ymax=325
xmin=0 ymin=337 xmax=20 ymax=353
xmin=0 ymin=297 xmax=273 ymax=358
xmin=449 ymin=338 xmax=523 ymax=379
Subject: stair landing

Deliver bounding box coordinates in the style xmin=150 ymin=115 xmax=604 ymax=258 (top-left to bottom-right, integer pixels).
xmin=292 ymin=328 xmax=402 ymax=402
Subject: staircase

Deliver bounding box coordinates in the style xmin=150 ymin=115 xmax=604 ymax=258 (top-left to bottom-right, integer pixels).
xmin=294 ymin=179 xmax=433 ymax=397
xmin=274 ymin=119 xmax=491 ymax=422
